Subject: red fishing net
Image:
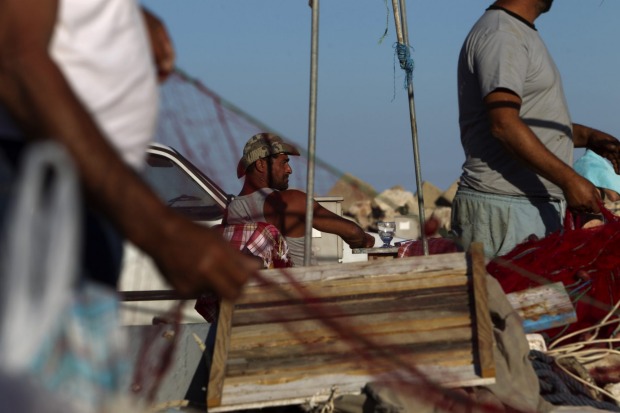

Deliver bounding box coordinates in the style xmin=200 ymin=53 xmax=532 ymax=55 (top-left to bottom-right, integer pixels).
xmin=487 ymin=204 xmax=620 ymax=340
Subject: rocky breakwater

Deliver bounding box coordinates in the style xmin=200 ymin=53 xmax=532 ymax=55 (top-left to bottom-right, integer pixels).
xmin=327 ymin=174 xmax=459 ymax=240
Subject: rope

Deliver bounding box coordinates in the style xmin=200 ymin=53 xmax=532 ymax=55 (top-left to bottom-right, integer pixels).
xmin=395 ymin=42 xmax=414 ymax=88
xmin=378 ymin=0 xmax=390 ymax=44
xmin=530 ymin=350 xmax=620 ymax=411
xmin=305 ymin=386 xmax=337 ymax=413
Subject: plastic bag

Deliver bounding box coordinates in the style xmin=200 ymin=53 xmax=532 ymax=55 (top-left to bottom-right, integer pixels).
xmin=0 ymin=142 xmax=79 ymax=372
xmin=0 ymin=142 xmax=130 ymax=412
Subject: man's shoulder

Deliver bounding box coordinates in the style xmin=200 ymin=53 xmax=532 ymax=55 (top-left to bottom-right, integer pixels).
xmin=267 ymin=189 xmax=306 ymax=202
xmin=234 ymin=187 xmax=274 ymax=201
xmin=469 ymin=9 xmax=535 ymax=40
xmin=266 ymin=189 xmax=307 ymax=210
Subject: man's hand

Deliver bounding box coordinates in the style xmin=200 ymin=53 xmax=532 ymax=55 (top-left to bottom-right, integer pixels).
xmin=151 ymin=216 xmax=255 ymax=299
xmin=563 ymin=174 xmax=602 ymax=215
xmin=363 ymin=232 xmax=376 ymax=248
xmin=141 ymin=7 xmax=175 ymax=83
xmin=574 ymin=124 xmax=620 ymax=174
xmin=588 ymin=134 xmax=620 ymax=174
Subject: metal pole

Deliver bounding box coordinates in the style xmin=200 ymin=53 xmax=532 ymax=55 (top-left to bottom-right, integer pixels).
xmin=391 ymin=0 xmax=429 ymax=255
xmin=303 ymin=0 xmax=320 ymax=266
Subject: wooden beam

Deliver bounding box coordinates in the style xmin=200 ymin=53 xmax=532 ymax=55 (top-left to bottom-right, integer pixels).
xmin=118 ymin=290 xmax=187 ymax=301
xmin=470 ymin=242 xmax=495 ymax=379
xmin=248 ymin=252 xmax=468 ymax=286
xmin=207 ymin=299 xmax=234 ymax=408
xmin=238 ymin=271 xmax=467 ymax=306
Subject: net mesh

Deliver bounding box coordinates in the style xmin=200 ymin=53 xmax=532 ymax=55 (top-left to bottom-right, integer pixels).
xmin=487 ymin=204 xmax=620 ymax=341
xmin=154 ymin=70 xmax=342 ymax=196
xmin=136 ymin=69 xmax=620 ymax=412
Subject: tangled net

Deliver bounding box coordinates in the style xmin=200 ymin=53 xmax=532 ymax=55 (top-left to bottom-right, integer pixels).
xmin=488 ymin=204 xmax=620 ymax=341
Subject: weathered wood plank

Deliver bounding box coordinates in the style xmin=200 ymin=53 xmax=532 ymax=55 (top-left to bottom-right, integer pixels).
xmin=247 ymin=252 xmax=468 ymax=286
xmin=506 ymin=282 xmax=576 ymax=333
xmin=239 ymin=271 xmax=468 ymax=306
xmin=207 ymin=299 xmax=233 ymax=408
xmin=228 ymin=325 xmax=473 ymax=361
xmin=229 ymin=312 xmax=471 ymax=351
xmin=470 ymin=243 xmax=496 ymax=379
xmin=225 ymin=347 xmax=475 ymax=382
xmin=233 ymin=287 xmax=469 ymax=326
xmin=210 ymin=364 xmax=495 ymax=412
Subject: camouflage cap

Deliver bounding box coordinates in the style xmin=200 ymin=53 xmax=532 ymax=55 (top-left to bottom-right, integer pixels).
xmin=237 ymin=133 xmax=300 ymax=178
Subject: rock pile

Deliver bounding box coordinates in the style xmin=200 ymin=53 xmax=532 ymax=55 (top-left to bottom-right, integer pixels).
xmin=327 ymin=175 xmax=459 ymax=239
xmin=328 ymin=176 xmax=620 ymax=239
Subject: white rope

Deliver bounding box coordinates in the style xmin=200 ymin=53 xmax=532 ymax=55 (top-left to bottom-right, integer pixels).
xmin=305 ymin=386 xmax=338 ymax=413
xmin=543 ymin=294 xmax=620 ymax=403
xmin=191 ymin=332 xmax=207 ymax=353
xmin=548 ymin=294 xmax=620 ymax=352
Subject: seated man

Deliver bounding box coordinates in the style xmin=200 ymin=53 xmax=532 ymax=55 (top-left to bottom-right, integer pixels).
xmin=225 ymin=133 xmax=375 ymax=267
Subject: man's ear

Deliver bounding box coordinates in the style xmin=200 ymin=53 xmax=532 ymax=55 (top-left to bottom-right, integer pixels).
xmin=254 ymin=158 xmax=266 ymax=173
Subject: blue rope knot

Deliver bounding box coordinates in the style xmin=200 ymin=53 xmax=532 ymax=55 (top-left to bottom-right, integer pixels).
xmin=395 ymin=42 xmax=414 ymax=88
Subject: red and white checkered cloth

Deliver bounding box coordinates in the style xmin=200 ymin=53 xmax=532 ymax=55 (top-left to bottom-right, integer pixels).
xmin=219 ymin=222 xmax=292 ymax=269
xmin=194 ymin=222 xmax=292 ymax=323
xmin=397 ymin=237 xmax=462 ymax=258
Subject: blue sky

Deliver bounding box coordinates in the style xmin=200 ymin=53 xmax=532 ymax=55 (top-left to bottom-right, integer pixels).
xmin=144 ymin=0 xmax=620 ymax=193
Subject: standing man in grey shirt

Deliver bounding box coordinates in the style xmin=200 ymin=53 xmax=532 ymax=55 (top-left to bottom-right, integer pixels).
xmin=452 ymin=0 xmax=620 ymax=257
xmin=226 ymin=133 xmax=375 ymax=266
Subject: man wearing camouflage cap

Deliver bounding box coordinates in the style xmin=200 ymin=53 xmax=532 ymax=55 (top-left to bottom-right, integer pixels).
xmin=226 ymin=133 xmax=375 ymax=266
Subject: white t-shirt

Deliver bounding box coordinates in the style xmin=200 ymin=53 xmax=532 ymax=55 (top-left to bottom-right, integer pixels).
xmin=0 ymin=0 xmax=158 ymax=169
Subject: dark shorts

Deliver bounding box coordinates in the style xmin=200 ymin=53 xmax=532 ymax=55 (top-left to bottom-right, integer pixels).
xmin=0 ymin=139 xmax=124 ymax=288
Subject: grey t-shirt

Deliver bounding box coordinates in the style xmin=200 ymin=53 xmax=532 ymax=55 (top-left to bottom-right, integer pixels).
xmin=457 ymin=7 xmax=573 ymax=199
xmin=226 ymin=188 xmax=274 ymax=224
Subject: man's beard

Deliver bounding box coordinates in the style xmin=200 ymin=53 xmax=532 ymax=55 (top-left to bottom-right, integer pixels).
xmin=539 ymin=0 xmax=553 ymax=13
xmin=268 ymin=175 xmax=289 ymax=191
xmin=274 ymin=181 xmax=289 ymax=191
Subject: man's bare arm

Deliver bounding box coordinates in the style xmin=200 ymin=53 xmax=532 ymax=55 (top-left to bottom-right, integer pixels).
xmin=0 ymin=0 xmax=252 ymax=298
xmin=573 ymin=123 xmax=620 ymax=174
xmin=484 ymin=90 xmax=600 ymax=214
xmin=312 ymin=202 xmax=375 ymax=248
xmin=265 ymin=190 xmax=374 ymax=248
